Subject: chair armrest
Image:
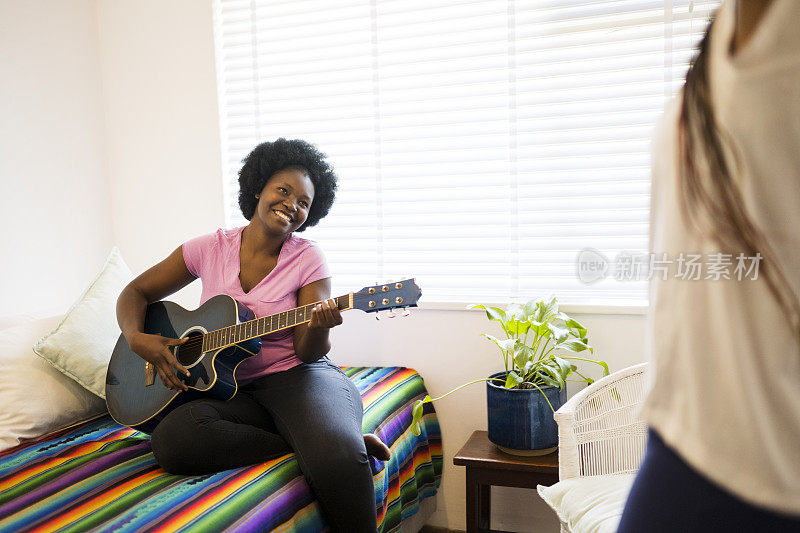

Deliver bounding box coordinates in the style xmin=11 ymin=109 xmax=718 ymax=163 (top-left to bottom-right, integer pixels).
xmin=554 ymin=363 xmax=648 ymax=480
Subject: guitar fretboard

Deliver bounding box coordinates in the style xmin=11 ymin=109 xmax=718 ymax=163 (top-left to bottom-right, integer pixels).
xmin=201 ymin=294 xmax=351 ymax=352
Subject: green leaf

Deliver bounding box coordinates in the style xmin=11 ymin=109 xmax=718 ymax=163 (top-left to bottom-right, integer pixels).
xmin=563 ymin=356 xmax=610 ymax=377
xmin=505 ymin=318 xmax=530 ymax=337
xmin=482 ymin=334 xmax=515 ymax=355
xmin=539 ymin=362 xmax=565 ymax=389
xmin=513 ymin=342 xmax=534 ymax=370
xmin=489 ymin=306 xmax=508 ymax=322
xmin=536 ymin=373 xmax=560 ymax=388
xmin=506 ymin=303 xmax=525 ymax=321
xmin=481 ymin=333 xmax=502 ymax=349
xmin=482 ymin=333 xmax=501 ymax=344
xmin=498 ymin=337 xmax=516 ymax=353
xmin=410 ymin=395 xmax=432 ymax=436
xmin=556 ymin=338 xmax=592 ymax=354
xmin=529 ymin=320 xmax=551 ymax=338
xmin=552 ymin=356 xmax=574 ymax=379
xmin=469 ymin=304 xmax=507 ymax=325
xmin=534 ymin=295 xmax=559 ymax=323
xmin=546 ymin=323 xmax=569 ymax=344
xmin=505 ymin=371 xmax=523 ymax=389
xmin=523 ymin=299 xmax=539 ymax=320
xmin=522 ymin=359 xmax=536 ymax=377
xmin=563 ymin=315 xmax=588 ymax=340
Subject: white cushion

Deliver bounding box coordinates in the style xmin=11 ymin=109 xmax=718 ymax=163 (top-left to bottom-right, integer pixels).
xmin=538 ymin=474 xmax=635 ymax=533
xmin=33 ymin=247 xmax=133 ymax=398
xmin=0 ymin=317 xmax=107 ymax=452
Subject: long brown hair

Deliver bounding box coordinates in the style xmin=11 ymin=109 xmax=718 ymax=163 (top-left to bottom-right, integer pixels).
xmin=678 ymin=19 xmax=800 ymax=341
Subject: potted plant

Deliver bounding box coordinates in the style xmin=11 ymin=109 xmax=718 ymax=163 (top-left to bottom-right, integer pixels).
xmin=410 ymin=295 xmax=609 ymax=455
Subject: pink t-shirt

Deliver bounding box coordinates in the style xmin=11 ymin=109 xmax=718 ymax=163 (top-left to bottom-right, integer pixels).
xmin=182 ymin=226 xmax=331 ymax=381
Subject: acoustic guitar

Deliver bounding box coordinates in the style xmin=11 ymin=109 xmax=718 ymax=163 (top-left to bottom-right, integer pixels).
xmin=105 ymin=279 xmax=421 ymax=433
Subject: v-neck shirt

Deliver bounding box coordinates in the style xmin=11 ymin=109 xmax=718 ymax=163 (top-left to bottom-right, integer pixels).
xmin=182 ymin=226 xmax=330 ymax=381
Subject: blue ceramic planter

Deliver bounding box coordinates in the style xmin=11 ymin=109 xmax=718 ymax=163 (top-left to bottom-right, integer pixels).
xmin=486 ymin=372 xmax=567 ymax=455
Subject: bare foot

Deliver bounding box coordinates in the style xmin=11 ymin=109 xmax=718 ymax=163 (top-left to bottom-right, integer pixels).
xmin=363 ymin=433 xmax=391 ymax=461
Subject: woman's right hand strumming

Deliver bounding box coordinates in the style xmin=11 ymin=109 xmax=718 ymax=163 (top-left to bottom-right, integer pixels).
xmin=128 ymin=332 xmax=191 ymax=391
xmin=116 ymin=245 xmax=198 ymax=393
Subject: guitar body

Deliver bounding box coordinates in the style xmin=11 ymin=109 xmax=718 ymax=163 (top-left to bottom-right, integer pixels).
xmin=105 ymin=279 xmax=421 ymax=434
xmin=105 ymin=294 xmax=262 ymax=434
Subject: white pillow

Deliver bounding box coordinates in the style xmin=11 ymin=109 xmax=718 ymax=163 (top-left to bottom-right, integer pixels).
xmin=537 ymin=474 xmax=635 ymax=533
xmin=34 ymin=247 xmax=134 ymax=398
xmin=0 ymin=317 xmax=107 ymax=451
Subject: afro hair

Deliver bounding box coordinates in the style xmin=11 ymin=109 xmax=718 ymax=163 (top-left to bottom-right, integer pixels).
xmin=238 ymin=138 xmax=337 ymax=232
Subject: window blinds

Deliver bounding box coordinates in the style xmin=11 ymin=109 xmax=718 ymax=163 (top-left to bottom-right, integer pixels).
xmin=212 ymin=0 xmax=718 ymax=306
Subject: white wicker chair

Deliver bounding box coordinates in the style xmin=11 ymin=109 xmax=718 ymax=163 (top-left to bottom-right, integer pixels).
xmin=552 ymin=363 xmax=648 ymax=533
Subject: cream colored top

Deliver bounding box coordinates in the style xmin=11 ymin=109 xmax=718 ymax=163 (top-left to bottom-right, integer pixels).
xmin=643 ymin=0 xmax=800 ymax=515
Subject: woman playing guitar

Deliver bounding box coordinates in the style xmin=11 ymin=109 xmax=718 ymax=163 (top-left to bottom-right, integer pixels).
xmin=116 ymin=138 xmax=389 ymax=532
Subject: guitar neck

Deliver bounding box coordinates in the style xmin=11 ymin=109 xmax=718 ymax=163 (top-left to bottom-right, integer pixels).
xmin=202 ymin=294 xmax=353 ymax=352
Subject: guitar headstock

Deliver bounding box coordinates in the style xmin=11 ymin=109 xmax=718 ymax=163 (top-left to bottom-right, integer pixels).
xmin=353 ymin=278 xmax=421 ymax=314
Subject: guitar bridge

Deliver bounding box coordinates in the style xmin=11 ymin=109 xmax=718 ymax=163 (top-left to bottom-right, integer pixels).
xmin=144 ymin=362 xmax=156 ymax=387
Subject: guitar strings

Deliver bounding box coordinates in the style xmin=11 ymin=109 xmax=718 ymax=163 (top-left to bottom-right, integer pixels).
xmin=171 ymin=295 xmax=351 ymax=352
xmin=176 ymin=314 xmax=314 ymax=352
xmin=164 ymin=284 xmax=412 ymax=359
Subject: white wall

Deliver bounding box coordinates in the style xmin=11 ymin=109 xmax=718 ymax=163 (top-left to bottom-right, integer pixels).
xmin=5 ymin=1 xmax=648 ymax=530
xmin=0 ymin=0 xmax=112 ymax=317
xmin=96 ymin=0 xmax=224 ymax=308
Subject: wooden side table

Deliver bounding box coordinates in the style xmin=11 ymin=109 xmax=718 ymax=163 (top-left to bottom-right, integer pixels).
xmin=453 ymin=430 xmax=559 ymax=533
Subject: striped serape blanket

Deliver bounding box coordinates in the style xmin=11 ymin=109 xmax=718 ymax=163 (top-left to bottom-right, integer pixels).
xmin=0 ymin=367 xmax=442 ymax=532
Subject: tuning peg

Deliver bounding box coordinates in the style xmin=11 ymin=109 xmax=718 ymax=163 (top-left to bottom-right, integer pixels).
xmin=400 ymin=307 xmax=411 ymax=317
xmin=387 ymin=309 xmax=397 ymax=319
xmin=375 ymin=312 xmax=381 ymax=321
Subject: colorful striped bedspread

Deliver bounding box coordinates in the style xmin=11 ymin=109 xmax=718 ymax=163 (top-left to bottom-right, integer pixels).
xmin=0 ymin=367 xmax=442 ymax=532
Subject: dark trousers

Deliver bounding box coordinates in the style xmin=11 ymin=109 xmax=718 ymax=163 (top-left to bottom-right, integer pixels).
xmin=618 ymin=429 xmax=800 ymax=532
xmin=150 ymin=359 xmax=376 ymax=533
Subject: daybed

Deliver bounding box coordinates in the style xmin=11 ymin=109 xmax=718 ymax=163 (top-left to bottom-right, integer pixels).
xmin=0 ymin=364 xmax=442 ymax=532
xmin=538 ymin=363 xmax=648 ymax=533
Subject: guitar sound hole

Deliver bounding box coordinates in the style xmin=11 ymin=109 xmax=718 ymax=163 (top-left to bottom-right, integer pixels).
xmin=176 ymin=330 xmax=204 ymax=366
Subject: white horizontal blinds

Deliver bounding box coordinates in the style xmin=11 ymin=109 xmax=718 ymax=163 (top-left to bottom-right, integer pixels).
xmin=248 ymin=1 xmax=381 ymax=293
xmin=373 ymin=0 xmax=515 ymax=302
xmin=512 ymin=0 xmax=718 ymax=305
xmin=214 ymin=0 xmax=380 ymax=292
xmin=213 ymin=0 xmax=257 ymax=222
xmin=213 ymin=0 xmax=718 ymax=305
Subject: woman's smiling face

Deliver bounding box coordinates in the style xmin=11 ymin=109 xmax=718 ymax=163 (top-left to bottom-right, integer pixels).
xmin=254 ymin=167 xmax=315 ymax=236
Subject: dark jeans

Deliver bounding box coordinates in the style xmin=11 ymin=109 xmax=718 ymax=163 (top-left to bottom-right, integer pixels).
xmin=618 ymin=429 xmax=800 ymax=532
xmin=150 ymin=359 xmax=375 ymax=533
